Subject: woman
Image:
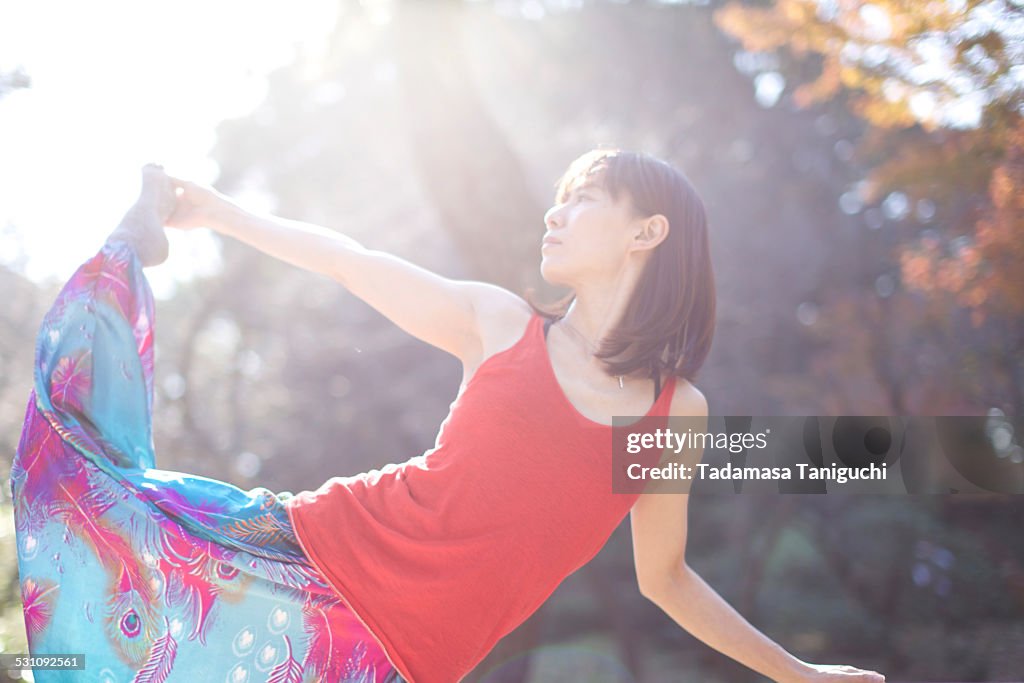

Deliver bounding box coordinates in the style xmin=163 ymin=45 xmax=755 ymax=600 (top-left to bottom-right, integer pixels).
xmin=12 ymin=152 xmax=885 ymax=682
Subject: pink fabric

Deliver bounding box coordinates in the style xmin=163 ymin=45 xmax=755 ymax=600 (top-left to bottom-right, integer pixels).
xmin=287 ymin=313 xmax=676 ymax=682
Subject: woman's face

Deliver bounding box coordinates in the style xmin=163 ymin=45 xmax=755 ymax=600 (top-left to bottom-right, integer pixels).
xmin=540 ymin=179 xmax=641 ymax=287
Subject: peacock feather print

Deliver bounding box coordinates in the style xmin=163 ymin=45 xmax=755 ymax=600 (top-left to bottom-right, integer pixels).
xmin=106 ymin=563 xmax=163 ymax=667
xmin=266 ymin=635 xmax=304 ymax=683
xmin=299 ymin=594 xmax=388 ymax=682
xmin=12 ymin=396 xmax=60 ymax=485
xmin=50 ymin=459 xmax=161 ymax=666
xmin=156 ymin=531 xmax=241 ymax=645
xmin=49 ymin=350 xmax=91 ymax=415
xmin=20 ymin=578 xmax=57 ymax=641
xmin=244 ymin=553 xmax=326 ymax=589
xmin=11 ymin=240 xmax=406 ymax=681
xmin=131 ymin=616 xmax=178 ymax=683
xmin=224 ymin=510 xmax=296 ymax=548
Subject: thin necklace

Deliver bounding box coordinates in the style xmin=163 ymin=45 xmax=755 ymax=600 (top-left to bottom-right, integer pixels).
xmin=556 ymin=317 xmax=626 ymax=389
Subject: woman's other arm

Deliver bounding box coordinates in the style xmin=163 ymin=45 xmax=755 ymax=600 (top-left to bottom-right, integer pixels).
xmin=630 ymin=385 xmax=884 ymax=683
xmin=165 ymin=176 xmax=523 ymax=363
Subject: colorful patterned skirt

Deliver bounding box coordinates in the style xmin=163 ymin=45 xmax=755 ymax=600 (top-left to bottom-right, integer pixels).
xmin=9 ymin=240 xmax=405 ymax=683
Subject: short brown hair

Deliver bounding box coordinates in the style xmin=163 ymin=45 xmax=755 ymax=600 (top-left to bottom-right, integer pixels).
xmin=528 ymin=149 xmax=716 ymax=382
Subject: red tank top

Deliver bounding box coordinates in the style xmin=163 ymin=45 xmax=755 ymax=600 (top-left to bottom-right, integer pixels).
xmin=286 ymin=313 xmax=677 ymax=682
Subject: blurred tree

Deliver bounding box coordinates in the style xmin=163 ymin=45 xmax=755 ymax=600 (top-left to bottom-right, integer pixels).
xmin=715 ymin=0 xmax=1024 ymax=411
xmin=6 ymin=1 xmax=1024 ymax=681
xmin=155 ymin=0 xmax=1024 ymax=678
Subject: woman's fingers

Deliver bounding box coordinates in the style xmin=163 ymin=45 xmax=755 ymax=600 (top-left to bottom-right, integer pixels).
xmin=809 ymin=663 xmax=885 ymax=682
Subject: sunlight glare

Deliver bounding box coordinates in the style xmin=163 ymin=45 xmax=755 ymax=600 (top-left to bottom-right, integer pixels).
xmin=0 ymin=0 xmax=339 ymax=294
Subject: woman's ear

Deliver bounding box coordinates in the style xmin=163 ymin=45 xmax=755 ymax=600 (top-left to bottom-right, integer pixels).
xmin=631 ymin=214 xmax=670 ymax=252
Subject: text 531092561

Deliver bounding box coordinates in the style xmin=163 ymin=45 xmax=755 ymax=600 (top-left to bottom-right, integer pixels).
xmin=0 ymin=654 xmax=85 ymax=670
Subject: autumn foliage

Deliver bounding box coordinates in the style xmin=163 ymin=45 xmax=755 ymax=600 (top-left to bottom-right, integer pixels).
xmin=714 ymin=0 xmax=1024 ymax=328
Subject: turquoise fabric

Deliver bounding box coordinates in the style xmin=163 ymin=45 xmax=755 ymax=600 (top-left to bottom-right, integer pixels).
xmin=10 ymin=241 xmax=403 ymax=682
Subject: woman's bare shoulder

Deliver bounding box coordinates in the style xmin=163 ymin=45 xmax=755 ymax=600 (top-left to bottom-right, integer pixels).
xmin=668 ymin=377 xmax=708 ymax=418
xmin=461 ymin=285 xmax=533 ymax=375
xmin=474 ymin=287 xmax=533 ymax=353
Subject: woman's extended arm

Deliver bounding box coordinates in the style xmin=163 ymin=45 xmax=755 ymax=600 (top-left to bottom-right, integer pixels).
xmin=630 ymin=386 xmax=885 ymax=683
xmin=165 ymin=175 xmax=523 ymax=363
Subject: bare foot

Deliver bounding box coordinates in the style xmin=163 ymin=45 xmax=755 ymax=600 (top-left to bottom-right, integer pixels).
xmin=107 ymin=163 xmax=173 ymax=267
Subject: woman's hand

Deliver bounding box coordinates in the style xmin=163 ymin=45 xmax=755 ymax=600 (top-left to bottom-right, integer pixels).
xmin=798 ymin=663 xmax=885 ymax=683
xmin=163 ymin=176 xmax=237 ymax=232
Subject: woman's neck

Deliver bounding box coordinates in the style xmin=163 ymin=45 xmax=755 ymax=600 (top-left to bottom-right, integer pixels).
xmin=560 ymin=300 xmax=620 ymax=347
xmin=558 ymin=292 xmax=636 ymax=380
xmin=561 ymin=269 xmax=637 ymax=344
